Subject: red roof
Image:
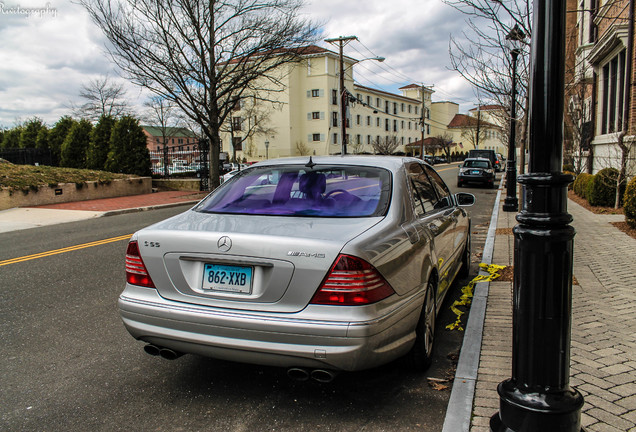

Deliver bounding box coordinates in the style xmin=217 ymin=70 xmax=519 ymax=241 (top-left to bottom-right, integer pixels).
xmin=469 ymin=104 xmax=505 ymax=111
xmin=448 ymin=114 xmax=499 ymax=129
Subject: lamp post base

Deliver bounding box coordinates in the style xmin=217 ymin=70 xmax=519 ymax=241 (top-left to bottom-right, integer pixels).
xmin=502 ymin=197 xmax=518 ymax=212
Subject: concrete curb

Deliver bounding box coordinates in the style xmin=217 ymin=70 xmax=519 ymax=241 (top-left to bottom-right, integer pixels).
xmin=441 ymin=179 xmax=504 ymax=432
xmin=101 ymin=200 xmax=201 ymax=217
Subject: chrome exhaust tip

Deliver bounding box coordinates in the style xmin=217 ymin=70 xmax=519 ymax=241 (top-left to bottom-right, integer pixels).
xmin=287 ymin=367 xmax=310 ymax=381
xmin=143 ymin=344 xmax=161 ymax=356
xmin=159 ymin=348 xmax=184 ymax=360
xmin=310 ymin=369 xmax=337 ymax=383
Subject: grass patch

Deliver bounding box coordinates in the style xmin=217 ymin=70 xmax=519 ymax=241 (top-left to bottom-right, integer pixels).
xmin=0 ymin=161 xmax=135 ymax=191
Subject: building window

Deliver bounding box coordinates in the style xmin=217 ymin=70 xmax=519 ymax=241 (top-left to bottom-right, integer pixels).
xmin=367 ymin=135 xmax=371 ymax=144
xmin=232 ymin=117 xmax=242 ymax=131
xmin=367 ymin=96 xmax=371 ymax=105
xmin=393 ymin=119 xmax=397 ymax=132
xmin=385 ymin=101 xmax=389 ymax=113
xmin=408 ymin=122 xmax=412 ymax=130
xmin=367 ymin=116 xmax=371 ymax=126
xmin=415 ymin=106 xmax=419 ymax=115
xmin=156 ymin=146 xmax=160 ymax=151
xmin=376 ymin=117 xmax=380 ymax=127
xmin=178 ymin=138 xmax=183 ymax=144
xmin=408 ymin=105 xmax=412 ymax=114
xmin=393 ymin=103 xmax=397 ymax=115
xmin=312 ymin=111 xmax=320 ymax=120
xmin=601 ymin=49 xmax=627 ymax=134
xmin=376 ymin=97 xmax=380 ymax=107
xmin=311 ymin=89 xmax=320 ymax=97
xmin=385 ymin=119 xmax=389 ymax=131
xmin=333 ymin=133 xmax=338 ymax=144
xmin=401 ymin=120 xmax=405 ymax=129
xmin=356 ymin=93 xmax=362 ymax=101
xmin=401 ymin=103 xmax=405 ymax=112
xmin=332 ymin=111 xmax=338 ymax=127
xmin=312 ymin=133 xmax=321 ymax=141
xmin=232 ymin=137 xmax=243 ymax=151
xmin=356 ymin=114 xmax=361 ymax=125
xmin=332 ymin=89 xmax=338 ymax=105
xmin=356 ymin=134 xmax=361 ymax=145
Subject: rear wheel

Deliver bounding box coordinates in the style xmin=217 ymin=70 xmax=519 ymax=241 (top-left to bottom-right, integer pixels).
xmin=407 ymin=278 xmax=436 ymax=370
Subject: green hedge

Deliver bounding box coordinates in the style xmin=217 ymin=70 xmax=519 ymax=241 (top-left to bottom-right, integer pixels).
xmin=573 ymin=173 xmax=593 ymax=199
xmin=564 ymin=171 xmax=576 ymax=190
xmin=624 ymin=176 xmax=636 ymax=228
xmin=588 ymin=168 xmax=624 ymax=207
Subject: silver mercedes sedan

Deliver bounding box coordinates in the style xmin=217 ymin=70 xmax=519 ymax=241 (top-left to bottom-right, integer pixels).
xmin=119 ymin=156 xmax=474 ymax=381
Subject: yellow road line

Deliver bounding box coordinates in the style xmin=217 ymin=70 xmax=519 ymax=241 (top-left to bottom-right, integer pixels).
xmin=0 ymin=234 xmax=132 ymax=267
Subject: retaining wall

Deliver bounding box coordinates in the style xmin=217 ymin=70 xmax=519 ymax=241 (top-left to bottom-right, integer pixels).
xmin=0 ymin=177 xmax=152 ymax=210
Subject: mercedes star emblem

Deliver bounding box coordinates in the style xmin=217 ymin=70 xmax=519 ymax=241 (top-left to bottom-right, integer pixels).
xmin=217 ymin=236 xmax=232 ymax=252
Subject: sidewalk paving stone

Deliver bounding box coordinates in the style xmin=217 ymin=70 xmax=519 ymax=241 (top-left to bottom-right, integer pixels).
xmin=468 ymin=197 xmax=636 ymax=431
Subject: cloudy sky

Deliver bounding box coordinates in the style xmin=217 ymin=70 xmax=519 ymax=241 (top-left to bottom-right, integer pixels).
xmin=0 ymin=0 xmax=480 ymax=127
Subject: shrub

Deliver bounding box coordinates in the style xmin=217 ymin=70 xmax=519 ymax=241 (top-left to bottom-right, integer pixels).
xmin=588 ymin=168 xmax=624 ymax=207
xmin=563 ymin=171 xmax=576 ymax=190
xmin=624 ymin=176 xmax=636 ymax=228
xmin=573 ymin=173 xmax=593 ymax=199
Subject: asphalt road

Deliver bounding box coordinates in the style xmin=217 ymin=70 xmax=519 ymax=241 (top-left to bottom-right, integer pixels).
xmin=0 ymin=163 xmax=499 ymax=432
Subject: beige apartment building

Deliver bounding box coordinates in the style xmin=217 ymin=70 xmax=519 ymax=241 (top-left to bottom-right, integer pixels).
xmin=221 ymin=45 xmax=508 ymax=162
xmin=222 ymin=46 xmax=434 ymax=161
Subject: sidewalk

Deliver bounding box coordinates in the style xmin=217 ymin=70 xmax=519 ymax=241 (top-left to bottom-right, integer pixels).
xmin=0 ymin=190 xmax=207 ymax=233
xmin=452 ymin=190 xmax=636 ymax=431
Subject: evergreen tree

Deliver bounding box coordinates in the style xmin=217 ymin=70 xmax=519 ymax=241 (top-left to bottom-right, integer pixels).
xmin=105 ymin=116 xmax=151 ymax=176
xmin=1 ymin=127 xmax=22 ymax=149
xmin=49 ymin=117 xmax=77 ymax=166
xmin=60 ymin=119 xmax=93 ymax=168
xmin=20 ymin=117 xmax=46 ymax=148
xmin=86 ymin=115 xmax=115 ymax=170
xmin=36 ymin=127 xmax=50 ymax=150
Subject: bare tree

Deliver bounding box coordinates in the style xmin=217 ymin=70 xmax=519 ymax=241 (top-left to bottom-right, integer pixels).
xmin=73 ymin=75 xmax=131 ymax=121
xmin=80 ymin=0 xmax=320 ymax=189
xmin=295 ymin=141 xmax=311 ymax=156
xmin=221 ymin=96 xmax=277 ymax=160
xmin=426 ymin=133 xmax=456 ymax=160
xmin=444 ymin=0 xmax=531 ymax=163
xmin=371 ymin=136 xmax=400 ymax=155
xmin=143 ymin=96 xmax=186 ymax=177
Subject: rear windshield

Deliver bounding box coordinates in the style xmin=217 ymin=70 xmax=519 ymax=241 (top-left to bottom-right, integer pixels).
xmin=195 ymin=165 xmax=392 ymax=217
xmin=463 ymin=160 xmax=490 ymax=169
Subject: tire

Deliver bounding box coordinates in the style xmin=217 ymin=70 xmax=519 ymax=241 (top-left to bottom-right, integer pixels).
xmin=407 ymin=278 xmax=436 ymax=370
xmin=457 ymin=181 xmax=463 ymax=188
xmin=459 ymin=231 xmax=471 ymax=278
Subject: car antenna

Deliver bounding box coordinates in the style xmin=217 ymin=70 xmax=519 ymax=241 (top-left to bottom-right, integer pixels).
xmin=305 ymin=156 xmax=316 ymax=169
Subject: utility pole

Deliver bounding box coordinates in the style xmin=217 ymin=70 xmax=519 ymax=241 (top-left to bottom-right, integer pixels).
xmin=325 ymin=35 xmax=357 ymax=156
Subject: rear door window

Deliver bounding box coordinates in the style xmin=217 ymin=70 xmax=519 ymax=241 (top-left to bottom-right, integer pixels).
xmin=195 ymin=165 xmax=391 ymax=217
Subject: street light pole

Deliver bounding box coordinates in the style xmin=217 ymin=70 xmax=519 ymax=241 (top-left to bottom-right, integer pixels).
xmin=490 ymin=1 xmax=584 ymax=431
xmin=325 ymin=35 xmax=357 ymax=156
xmin=503 ymin=25 xmax=525 ymax=212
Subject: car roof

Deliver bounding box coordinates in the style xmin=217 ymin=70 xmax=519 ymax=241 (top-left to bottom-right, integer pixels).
xmin=249 ymin=155 xmax=424 ymax=171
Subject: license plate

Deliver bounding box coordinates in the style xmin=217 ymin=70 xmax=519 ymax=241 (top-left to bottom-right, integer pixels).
xmin=471 ymin=170 xmax=480 ymax=174
xmin=202 ymin=264 xmax=253 ymax=294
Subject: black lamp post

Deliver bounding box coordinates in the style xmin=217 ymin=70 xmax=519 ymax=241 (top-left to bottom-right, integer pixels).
xmin=490 ymin=1 xmax=584 ymax=431
xmin=503 ymin=24 xmax=525 ymax=212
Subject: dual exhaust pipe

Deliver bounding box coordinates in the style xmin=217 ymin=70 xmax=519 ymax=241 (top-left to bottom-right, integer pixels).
xmin=144 ymin=344 xmax=184 ymax=360
xmin=287 ymin=367 xmax=338 ymax=383
xmin=143 ymin=345 xmax=337 ymax=382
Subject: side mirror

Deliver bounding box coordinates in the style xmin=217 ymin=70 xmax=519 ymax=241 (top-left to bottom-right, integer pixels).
xmin=456 ymin=192 xmax=475 ymax=207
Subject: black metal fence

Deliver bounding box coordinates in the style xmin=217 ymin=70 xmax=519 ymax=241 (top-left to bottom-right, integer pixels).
xmin=0 ymin=148 xmax=52 ymax=166
xmin=150 ymin=139 xmax=211 ymax=191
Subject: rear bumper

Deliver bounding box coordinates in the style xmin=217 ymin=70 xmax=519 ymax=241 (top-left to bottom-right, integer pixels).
xmin=457 ymin=173 xmax=495 ymax=184
xmin=118 ymin=284 xmax=422 ymax=371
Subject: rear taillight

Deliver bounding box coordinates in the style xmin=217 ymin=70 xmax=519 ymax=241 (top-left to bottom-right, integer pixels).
xmin=310 ymin=254 xmax=395 ymax=306
xmin=125 ymin=241 xmax=155 ymax=288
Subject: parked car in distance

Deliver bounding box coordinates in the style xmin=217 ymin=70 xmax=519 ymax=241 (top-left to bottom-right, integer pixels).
xmin=434 ymin=155 xmax=448 ymax=164
xmin=457 ymin=157 xmax=496 ymax=188
xmin=423 ymin=155 xmax=435 ymax=165
xmin=119 ymin=156 xmax=475 ymax=380
xmin=467 ymin=149 xmax=499 ymax=172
